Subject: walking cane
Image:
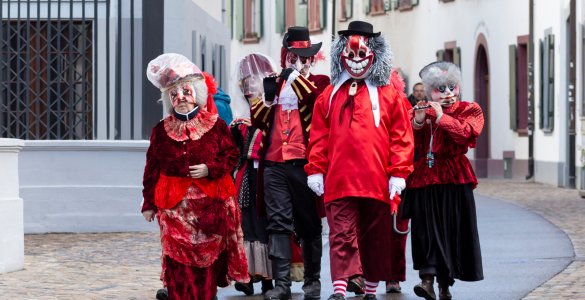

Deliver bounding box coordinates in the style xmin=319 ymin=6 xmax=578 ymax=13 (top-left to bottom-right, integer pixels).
xmin=391 ymin=194 xmax=410 ymax=235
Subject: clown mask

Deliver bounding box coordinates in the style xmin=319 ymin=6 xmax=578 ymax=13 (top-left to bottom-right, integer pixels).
xmin=168 ymin=83 xmax=197 ymax=112
xmin=430 ymin=82 xmax=459 ymax=107
xmin=342 ymin=35 xmax=374 ymax=79
xmin=285 ymin=52 xmax=312 ymax=76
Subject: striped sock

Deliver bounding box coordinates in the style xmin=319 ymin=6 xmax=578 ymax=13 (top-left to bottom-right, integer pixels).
xmin=333 ymin=278 xmax=348 ymax=297
xmin=365 ymin=280 xmax=379 ymax=295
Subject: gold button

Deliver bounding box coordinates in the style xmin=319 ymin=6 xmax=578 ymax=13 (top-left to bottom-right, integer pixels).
xmin=183 ymin=151 xmax=187 ymax=155
xmin=282 ymin=130 xmax=287 ymax=134
xmin=183 ymin=142 xmax=186 ymax=145
xmin=283 ymin=142 xmax=288 ymax=145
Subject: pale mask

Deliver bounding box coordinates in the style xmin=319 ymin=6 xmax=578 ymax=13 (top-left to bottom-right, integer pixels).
xmin=341 ymin=35 xmax=374 ymax=79
xmin=285 ymin=52 xmax=311 ymax=76
xmin=430 ymin=82 xmax=459 ymax=106
xmin=168 ymin=83 xmax=196 ymax=108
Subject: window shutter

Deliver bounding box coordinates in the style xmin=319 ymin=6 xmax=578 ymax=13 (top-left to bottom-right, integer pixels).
xmin=235 ymin=0 xmax=244 ymax=40
xmin=256 ymin=0 xmax=263 ymax=38
xmin=365 ymin=0 xmax=371 ymax=15
xmin=547 ymin=34 xmax=555 ymax=131
xmin=384 ymin=0 xmax=391 ymax=11
xmin=509 ymin=44 xmax=518 ymax=130
xmin=320 ymin=0 xmax=327 ymax=30
xmin=539 ymin=39 xmax=544 ymax=129
xmin=296 ymin=0 xmax=308 ymax=27
xmin=436 ymin=50 xmax=444 ymax=61
xmin=226 ymin=0 xmax=233 ymax=38
xmin=275 ymin=0 xmax=285 ymax=33
xmin=453 ymin=46 xmax=461 ymax=68
xmin=411 ymin=0 xmax=419 ymax=6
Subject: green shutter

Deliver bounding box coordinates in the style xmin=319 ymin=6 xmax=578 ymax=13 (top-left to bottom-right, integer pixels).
xmin=275 ymin=0 xmax=285 ymax=33
xmin=539 ymin=39 xmax=544 ymax=129
xmin=509 ymin=44 xmax=518 ymax=130
xmin=235 ymin=0 xmax=244 ymax=40
xmin=296 ymin=0 xmax=308 ymax=27
xmin=453 ymin=46 xmax=461 ymax=68
xmin=436 ymin=50 xmax=444 ymax=61
xmin=384 ymin=0 xmax=391 ymax=11
xmin=226 ymin=0 xmax=233 ymax=39
xmin=411 ymin=0 xmax=419 ymax=6
xmin=365 ymin=0 xmax=370 ymax=15
xmin=547 ymin=34 xmax=555 ymax=131
xmin=256 ymin=0 xmax=263 ymax=38
xmin=320 ymin=0 xmax=327 ymax=30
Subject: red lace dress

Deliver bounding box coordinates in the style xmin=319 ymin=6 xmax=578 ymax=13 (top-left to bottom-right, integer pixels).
xmin=142 ymin=109 xmax=249 ymax=299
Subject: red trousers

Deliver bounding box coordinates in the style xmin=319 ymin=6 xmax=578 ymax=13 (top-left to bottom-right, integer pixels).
xmin=326 ymin=197 xmax=408 ymax=282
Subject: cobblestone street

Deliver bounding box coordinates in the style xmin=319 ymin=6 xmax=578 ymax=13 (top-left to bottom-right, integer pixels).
xmin=1 ymin=179 xmax=585 ymax=299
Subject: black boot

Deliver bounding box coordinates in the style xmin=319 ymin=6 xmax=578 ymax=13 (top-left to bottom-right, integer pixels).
xmin=262 ymin=279 xmax=274 ymax=294
xmin=413 ymin=274 xmax=436 ymax=300
xmin=301 ymin=237 xmax=322 ymax=299
xmin=265 ymin=234 xmax=292 ymax=300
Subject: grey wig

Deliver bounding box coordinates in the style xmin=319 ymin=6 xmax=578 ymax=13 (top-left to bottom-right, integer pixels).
xmin=330 ymin=35 xmax=394 ymax=87
xmin=419 ymin=61 xmax=462 ymax=99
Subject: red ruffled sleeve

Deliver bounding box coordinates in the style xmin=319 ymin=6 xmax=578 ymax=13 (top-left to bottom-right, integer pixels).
xmin=437 ymin=102 xmax=484 ymax=148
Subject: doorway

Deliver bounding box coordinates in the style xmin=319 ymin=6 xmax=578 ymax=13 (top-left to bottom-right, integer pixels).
xmin=474 ymin=42 xmax=490 ymax=178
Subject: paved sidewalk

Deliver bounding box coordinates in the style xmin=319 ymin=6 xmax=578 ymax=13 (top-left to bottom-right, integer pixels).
xmin=475 ymin=179 xmax=585 ymax=299
xmin=0 ymin=178 xmax=584 ymax=299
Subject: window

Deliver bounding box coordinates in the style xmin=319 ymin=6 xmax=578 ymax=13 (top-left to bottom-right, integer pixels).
xmin=436 ymin=41 xmax=461 ymax=68
xmin=0 ymin=20 xmax=93 ymax=139
xmin=236 ymin=0 xmax=263 ymax=43
xmin=275 ymin=0 xmax=326 ymax=34
xmin=365 ymin=0 xmax=390 ymax=16
xmin=339 ymin=0 xmax=353 ymax=22
xmin=539 ymin=33 xmax=555 ymax=132
xmin=395 ymin=0 xmax=419 ymax=11
xmin=509 ymin=36 xmax=529 ymax=135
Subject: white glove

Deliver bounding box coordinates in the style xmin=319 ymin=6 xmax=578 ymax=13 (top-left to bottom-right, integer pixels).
xmin=389 ymin=176 xmax=406 ymax=199
xmin=286 ymin=69 xmax=301 ymax=84
xmin=307 ymin=174 xmax=324 ymax=196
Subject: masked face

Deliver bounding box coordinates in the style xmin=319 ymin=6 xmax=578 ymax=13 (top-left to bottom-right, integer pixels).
xmin=241 ymin=75 xmax=263 ymax=104
xmin=341 ymin=35 xmax=374 ymax=79
xmin=430 ymin=82 xmax=459 ymax=107
xmin=285 ymin=52 xmax=312 ymax=76
xmin=168 ymin=83 xmax=196 ymax=112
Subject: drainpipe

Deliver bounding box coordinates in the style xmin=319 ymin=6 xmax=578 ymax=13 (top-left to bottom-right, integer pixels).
xmin=526 ymin=0 xmax=535 ymax=180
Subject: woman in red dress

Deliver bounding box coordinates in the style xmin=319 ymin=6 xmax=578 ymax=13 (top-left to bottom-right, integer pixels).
xmin=141 ymin=53 xmax=249 ymax=300
xmin=402 ymin=61 xmax=484 ymax=300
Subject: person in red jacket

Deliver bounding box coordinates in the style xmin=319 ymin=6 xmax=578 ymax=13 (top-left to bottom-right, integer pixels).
xmin=141 ymin=53 xmax=249 ymax=300
xmin=252 ymin=27 xmax=330 ymax=300
xmin=402 ymin=61 xmax=484 ymax=300
xmin=305 ymin=21 xmax=414 ymax=300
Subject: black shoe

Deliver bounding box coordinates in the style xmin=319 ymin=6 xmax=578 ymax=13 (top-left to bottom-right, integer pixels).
xmin=262 ymin=279 xmax=274 ymax=294
xmin=364 ymin=295 xmax=377 ymax=300
xmin=386 ymin=281 xmax=402 ymax=293
xmin=413 ymin=275 xmax=436 ymax=300
xmin=438 ymin=285 xmax=452 ymax=300
xmin=235 ymin=281 xmax=255 ymax=296
xmin=347 ymin=277 xmax=365 ymax=295
xmin=327 ymin=293 xmax=345 ymax=300
xmin=264 ymin=285 xmax=291 ymax=300
xmin=302 ymin=279 xmax=321 ymax=299
xmin=155 ymin=288 xmax=168 ymax=300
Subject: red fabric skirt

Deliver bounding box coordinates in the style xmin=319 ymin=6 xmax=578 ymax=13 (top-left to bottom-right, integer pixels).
xmin=164 ymin=252 xmax=228 ymax=300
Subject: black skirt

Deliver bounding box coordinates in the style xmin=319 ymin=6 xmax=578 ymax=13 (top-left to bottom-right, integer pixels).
xmin=401 ymin=183 xmax=483 ymax=284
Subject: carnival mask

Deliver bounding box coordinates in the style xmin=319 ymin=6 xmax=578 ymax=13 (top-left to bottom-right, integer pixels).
xmin=168 ymin=83 xmax=196 ymax=108
xmin=341 ymin=35 xmax=374 ymax=79
xmin=285 ymin=52 xmax=312 ymax=76
xmin=430 ymin=82 xmax=459 ymax=106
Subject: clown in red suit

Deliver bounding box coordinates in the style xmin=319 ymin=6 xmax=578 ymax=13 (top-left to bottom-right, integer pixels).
xmin=305 ymin=21 xmax=414 ymax=299
xmin=402 ymin=61 xmax=484 ymax=300
xmin=142 ymin=53 xmax=249 ymax=300
xmin=305 ymin=21 xmax=414 ymax=300
xmin=251 ymin=27 xmax=330 ymax=300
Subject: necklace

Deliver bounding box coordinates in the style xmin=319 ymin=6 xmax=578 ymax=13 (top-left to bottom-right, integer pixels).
xmin=426 ymin=121 xmax=439 ymax=168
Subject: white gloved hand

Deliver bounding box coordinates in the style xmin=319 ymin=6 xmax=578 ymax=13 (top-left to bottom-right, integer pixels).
xmin=307 ymin=173 xmax=324 ymax=196
xmin=389 ymin=176 xmax=406 ymax=199
xmin=286 ymin=69 xmax=301 ymax=84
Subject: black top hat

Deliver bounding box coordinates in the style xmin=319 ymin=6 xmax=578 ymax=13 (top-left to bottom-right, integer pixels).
xmin=282 ymin=26 xmax=322 ymax=57
xmin=338 ymin=20 xmax=381 ymax=37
